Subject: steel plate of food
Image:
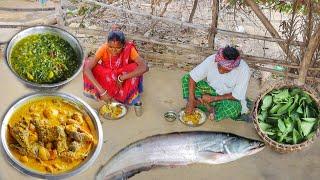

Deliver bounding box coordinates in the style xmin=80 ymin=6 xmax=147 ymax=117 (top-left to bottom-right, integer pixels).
xmin=99 ymin=102 xmax=127 ymax=120
xmin=179 ymin=109 xmax=207 ymax=127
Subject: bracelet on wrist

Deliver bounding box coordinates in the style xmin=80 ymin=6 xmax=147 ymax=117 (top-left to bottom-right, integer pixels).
xmin=117 ymin=75 xmax=124 ymax=83
xmin=100 ymin=90 xmax=108 ymax=96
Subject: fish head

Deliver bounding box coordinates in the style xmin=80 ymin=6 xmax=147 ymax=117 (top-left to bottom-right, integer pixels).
xmin=198 ymin=136 xmax=265 ymax=164
xmin=223 ymin=137 xmax=265 ymax=155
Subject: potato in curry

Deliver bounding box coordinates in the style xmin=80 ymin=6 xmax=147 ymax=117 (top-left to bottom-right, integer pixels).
xmin=7 ymin=97 xmax=97 ymax=174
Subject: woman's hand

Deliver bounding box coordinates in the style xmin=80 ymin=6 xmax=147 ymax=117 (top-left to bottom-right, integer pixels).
xmin=100 ymin=94 xmax=112 ymax=102
xmin=99 ymin=90 xmax=112 ymax=102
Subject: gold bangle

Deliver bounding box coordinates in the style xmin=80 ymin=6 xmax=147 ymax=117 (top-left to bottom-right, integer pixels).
xmin=100 ymin=90 xmax=107 ymax=96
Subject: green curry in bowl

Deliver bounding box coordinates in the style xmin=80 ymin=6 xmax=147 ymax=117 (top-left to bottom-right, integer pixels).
xmin=10 ymin=33 xmax=79 ymax=84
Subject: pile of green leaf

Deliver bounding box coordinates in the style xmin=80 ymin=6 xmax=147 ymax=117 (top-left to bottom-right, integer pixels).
xmin=258 ymin=88 xmax=319 ymax=144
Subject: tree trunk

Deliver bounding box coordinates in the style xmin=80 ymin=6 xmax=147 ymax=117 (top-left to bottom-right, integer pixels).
xmin=208 ymin=0 xmax=219 ymax=49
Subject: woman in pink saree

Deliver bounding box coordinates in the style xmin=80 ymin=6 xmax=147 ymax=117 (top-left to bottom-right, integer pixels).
xmin=83 ymin=30 xmax=148 ymax=106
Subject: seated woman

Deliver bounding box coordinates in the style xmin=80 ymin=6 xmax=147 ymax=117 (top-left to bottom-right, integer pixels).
xmin=83 ymin=28 xmax=148 ymax=106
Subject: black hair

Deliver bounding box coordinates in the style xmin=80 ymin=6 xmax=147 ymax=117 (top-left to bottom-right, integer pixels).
xmin=107 ymin=31 xmax=126 ymax=45
xmin=222 ymin=46 xmax=240 ymax=60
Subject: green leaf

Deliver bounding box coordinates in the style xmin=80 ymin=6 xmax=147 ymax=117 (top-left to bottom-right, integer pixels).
xmin=270 ymin=104 xmax=282 ymax=114
xmin=299 ymin=97 xmax=307 ymax=105
xmin=284 ymin=136 xmax=293 ymax=144
xmin=306 ymin=131 xmax=316 ymax=140
xmin=258 ymin=110 xmax=268 ymax=122
xmin=290 ymin=88 xmax=303 ymax=96
xmin=288 ymin=94 xmax=299 ymax=114
xmin=293 ymin=129 xmax=300 ymax=144
xmin=261 ymin=95 xmax=273 ymax=110
xmin=259 ymin=122 xmax=272 ymax=131
xmin=273 ymin=89 xmax=289 ymax=103
xmin=284 ymin=118 xmax=293 ymax=133
xmin=305 ymin=106 xmax=311 ymax=118
xmin=308 ymin=107 xmax=317 ymax=118
xmin=265 ymin=117 xmax=278 ymax=126
xmin=270 ymin=89 xmax=282 ymax=95
xmin=296 ymin=105 xmax=303 ymax=114
xmin=265 ymin=131 xmax=276 ymax=135
xmin=301 ymin=121 xmax=315 ymax=137
xmin=277 ymin=133 xmax=286 ymax=143
xmin=293 ymin=116 xmax=303 ymax=137
xmin=302 ymin=92 xmax=313 ymax=104
xmin=277 ymin=98 xmax=294 ymax=115
xmin=301 ymin=118 xmax=317 ymax=122
xmin=278 ymin=119 xmax=286 ymax=133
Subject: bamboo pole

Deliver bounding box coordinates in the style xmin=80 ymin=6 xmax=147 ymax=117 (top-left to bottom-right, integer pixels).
xmin=297 ymin=24 xmax=320 ymax=84
xmin=217 ymin=29 xmax=303 ymax=46
xmin=0 ymin=14 xmax=57 ymax=28
xmin=0 ymin=7 xmax=55 ymax=11
xmin=80 ymin=0 xmax=304 ymax=46
xmin=243 ymin=0 xmax=300 ymax=63
xmin=208 ymin=0 xmax=219 ymax=48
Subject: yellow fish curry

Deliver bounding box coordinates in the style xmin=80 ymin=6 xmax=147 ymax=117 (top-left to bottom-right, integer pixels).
xmin=6 ymin=97 xmax=97 ymax=174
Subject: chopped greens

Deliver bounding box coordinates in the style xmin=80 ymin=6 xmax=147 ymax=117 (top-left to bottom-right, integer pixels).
xmin=10 ymin=33 xmax=78 ymax=84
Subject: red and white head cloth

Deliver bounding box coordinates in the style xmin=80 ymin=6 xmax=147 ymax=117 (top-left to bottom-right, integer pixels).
xmin=215 ymin=48 xmax=241 ymax=71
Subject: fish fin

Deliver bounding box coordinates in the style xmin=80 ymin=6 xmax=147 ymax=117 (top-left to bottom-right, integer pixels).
xmin=223 ymin=144 xmax=231 ymax=154
xmin=199 ymin=151 xmax=224 ymax=160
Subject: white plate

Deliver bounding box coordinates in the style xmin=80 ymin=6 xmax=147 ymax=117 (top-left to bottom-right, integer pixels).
xmin=179 ymin=108 xmax=207 ymax=127
xmin=99 ymin=102 xmax=127 ymax=120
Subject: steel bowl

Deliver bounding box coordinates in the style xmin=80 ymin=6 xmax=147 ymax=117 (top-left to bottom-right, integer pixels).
xmin=164 ymin=111 xmax=177 ymax=122
xmin=5 ymin=25 xmax=84 ymax=90
xmin=1 ymin=92 xmax=103 ymax=179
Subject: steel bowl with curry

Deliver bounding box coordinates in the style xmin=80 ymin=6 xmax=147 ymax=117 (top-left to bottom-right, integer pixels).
xmin=1 ymin=93 xmax=103 ymax=179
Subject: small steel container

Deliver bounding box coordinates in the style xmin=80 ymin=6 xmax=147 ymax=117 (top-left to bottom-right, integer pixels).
xmin=134 ymin=102 xmax=143 ymax=117
xmin=164 ymin=111 xmax=178 ymax=122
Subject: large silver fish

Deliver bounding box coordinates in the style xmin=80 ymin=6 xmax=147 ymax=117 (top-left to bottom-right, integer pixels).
xmin=96 ymin=131 xmax=265 ymax=180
